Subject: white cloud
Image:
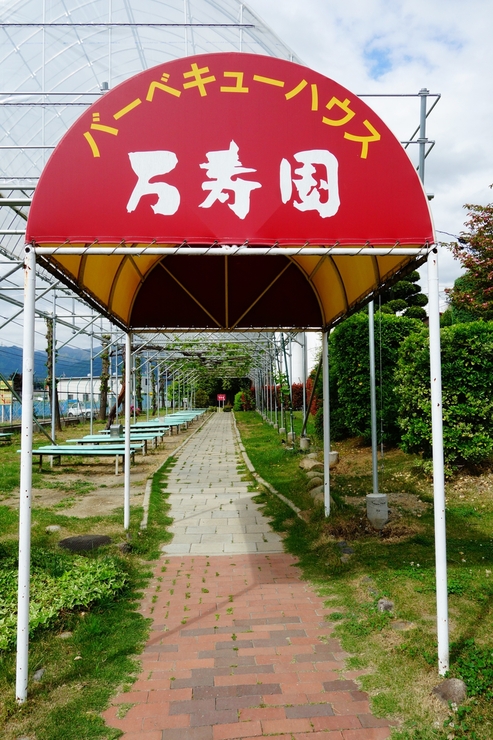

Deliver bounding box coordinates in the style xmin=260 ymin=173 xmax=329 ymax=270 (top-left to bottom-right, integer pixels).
xmin=249 ymin=0 xmax=493 ymax=294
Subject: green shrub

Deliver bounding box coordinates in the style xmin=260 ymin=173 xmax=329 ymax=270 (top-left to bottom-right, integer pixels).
xmin=194 ymin=388 xmax=209 ymax=407
xmin=233 ymin=389 xmax=255 ymax=411
xmin=318 ymin=312 xmax=421 ymax=444
xmin=0 ymin=549 xmax=127 ymax=651
xmin=396 ymin=321 xmax=493 ymax=469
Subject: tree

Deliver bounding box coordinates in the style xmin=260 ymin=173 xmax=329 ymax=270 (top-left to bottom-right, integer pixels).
xmin=441 ymin=274 xmax=478 ymax=326
xmin=195 ymin=388 xmax=209 ymax=408
xmin=99 ymin=334 xmax=110 ymax=421
xmin=135 ymin=356 xmax=143 ymax=411
xmin=379 ymin=270 xmax=428 ymax=320
xmin=447 ymin=191 xmax=493 ymax=319
xmin=45 ymin=317 xmax=62 ymax=431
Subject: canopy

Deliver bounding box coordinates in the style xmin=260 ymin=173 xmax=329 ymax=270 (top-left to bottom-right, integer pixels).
xmin=26 ymin=52 xmax=434 ymax=330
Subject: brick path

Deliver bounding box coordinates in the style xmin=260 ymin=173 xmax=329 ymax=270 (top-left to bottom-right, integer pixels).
xmin=102 ymin=414 xmax=394 ymax=739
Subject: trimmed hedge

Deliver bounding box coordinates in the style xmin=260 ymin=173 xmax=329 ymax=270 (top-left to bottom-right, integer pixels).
xmin=396 ymin=321 xmax=493 ymax=469
xmin=316 ymin=312 xmax=421 ymax=444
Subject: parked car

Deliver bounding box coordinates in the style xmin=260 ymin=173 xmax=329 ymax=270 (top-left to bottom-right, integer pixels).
xmin=67 ymin=402 xmax=91 ymax=419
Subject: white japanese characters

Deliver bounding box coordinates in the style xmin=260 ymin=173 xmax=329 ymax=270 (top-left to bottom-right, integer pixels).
xmin=280 ymin=150 xmax=340 ymax=218
xmin=199 ymin=140 xmax=261 ymax=220
xmin=126 ymin=150 xmax=180 ymax=216
xmin=126 ymin=143 xmax=340 ymax=219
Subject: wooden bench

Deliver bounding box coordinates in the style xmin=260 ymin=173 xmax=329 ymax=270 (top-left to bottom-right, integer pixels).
xmin=25 ymin=445 xmax=137 ymax=474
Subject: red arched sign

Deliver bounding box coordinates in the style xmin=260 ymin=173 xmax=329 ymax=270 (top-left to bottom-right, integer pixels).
xmin=27 ymin=52 xmax=433 ymax=247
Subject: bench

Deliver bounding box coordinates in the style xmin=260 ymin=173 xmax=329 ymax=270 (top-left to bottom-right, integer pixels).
xmin=25 ymin=444 xmax=137 ymax=474
xmin=67 ymin=434 xmax=160 ymax=456
xmin=131 ymin=420 xmax=184 ymax=434
xmin=0 ymin=432 xmax=12 ymax=444
xmin=96 ymin=430 xmax=164 ymax=447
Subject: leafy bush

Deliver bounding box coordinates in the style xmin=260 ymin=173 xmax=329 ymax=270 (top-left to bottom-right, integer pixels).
xmin=396 ymin=321 xmax=493 ymax=469
xmin=233 ymin=389 xmax=255 ymax=411
xmin=194 ymin=388 xmax=209 ymax=408
xmin=317 ymin=312 xmax=421 ymax=444
xmin=0 ymin=549 xmax=127 ymax=651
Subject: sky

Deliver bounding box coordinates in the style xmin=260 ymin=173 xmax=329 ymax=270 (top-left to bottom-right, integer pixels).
xmin=248 ymin=0 xmax=493 ymax=301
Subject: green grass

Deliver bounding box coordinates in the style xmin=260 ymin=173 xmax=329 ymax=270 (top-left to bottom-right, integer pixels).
xmin=0 ymin=441 xmax=178 ymax=739
xmin=2 ymin=410 xmax=493 ymax=738
xmin=235 ymin=410 xmax=319 ymax=510
xmin=235 ymin=410 xmax=493 ymax=740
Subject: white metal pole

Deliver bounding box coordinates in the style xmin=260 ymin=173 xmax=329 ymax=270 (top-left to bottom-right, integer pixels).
xmin=16 ymin=247 xmax=36 ymax=703
xmin=302 ymin=332 xmax=307 ymax=426
xmin=51 ymin=291 xmax=56 ymax=441
xmin=90 ymin=315 xmax=94 ymax=435
xmin=115 ymin=338 xmax=119 ymax=424
xmin=322 ymin=330 xmax=331 ymax=517
xmin=165 ymin=367 xmax=168 ymax=416
xmin=124 ymin=332 xmax=131 ymax=530
xmin=369 ymin=301 xmax=379 ymax=494
xmin=428 ymin=248 xmax=449 ymax=675
xmin=146 ymin=358 xmax=150 ymax=421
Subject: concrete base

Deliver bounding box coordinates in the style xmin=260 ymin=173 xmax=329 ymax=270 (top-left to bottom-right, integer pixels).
xmin=366 ymin=493 xmax=389 ymax=530
xmin=287 ymin=432 xmax=295 ymax=444
xmin=279 ymin=427 xmax=286 ymax=436
xmin=329 ymin=451 xmax=339 ymax=466
xmin=300 ymin=437 xmax=310 ymax=451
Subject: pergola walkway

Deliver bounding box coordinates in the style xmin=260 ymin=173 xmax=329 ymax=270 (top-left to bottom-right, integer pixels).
xmin=102 ymin=413 xmax=394 ymax=740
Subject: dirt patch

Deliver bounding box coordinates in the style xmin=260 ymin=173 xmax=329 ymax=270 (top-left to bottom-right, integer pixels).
xmin=2 ymin=420 xmax=207 ymax=518
xmin=345 ymin=491 xmax=430 ymax=518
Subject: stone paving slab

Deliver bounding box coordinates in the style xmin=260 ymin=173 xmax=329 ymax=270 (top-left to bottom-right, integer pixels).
xmin=102 ymin=414 xmax=395 ymax=739
xmin=161 ymin=414 xmax=283 ymax=556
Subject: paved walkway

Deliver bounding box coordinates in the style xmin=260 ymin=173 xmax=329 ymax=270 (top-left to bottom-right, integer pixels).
xmin=102 ymin=413 xmax=394 ymax=740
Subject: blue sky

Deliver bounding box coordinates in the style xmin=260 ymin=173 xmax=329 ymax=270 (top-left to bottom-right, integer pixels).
xmin=249 ymin=0 xmax=493 ymax=303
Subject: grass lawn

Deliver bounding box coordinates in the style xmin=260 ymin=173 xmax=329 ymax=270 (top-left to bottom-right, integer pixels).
xmin=236 ymin=410 xmax=493 ymax=740
xmin=1 ymin=410 xmax=493 ymax=739
xmin=0 ymin=417 xmax=178 ymax=740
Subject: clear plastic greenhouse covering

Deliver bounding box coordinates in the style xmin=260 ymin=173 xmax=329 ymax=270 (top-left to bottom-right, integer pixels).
xmin=0 ymin=0 xmax=301 ymax=260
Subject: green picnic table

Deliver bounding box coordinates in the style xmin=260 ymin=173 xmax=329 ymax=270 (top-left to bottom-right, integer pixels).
xmin=24 ymin=444 xmax=138 ymax=474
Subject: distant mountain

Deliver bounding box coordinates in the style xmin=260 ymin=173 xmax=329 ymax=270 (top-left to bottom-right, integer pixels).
xmin=0 ymin=345 xmax=103 ymax=382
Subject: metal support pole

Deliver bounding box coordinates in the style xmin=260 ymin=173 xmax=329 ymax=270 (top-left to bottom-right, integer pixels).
xmin=322 ymin=331 xmax=331 ymax=516
xmin=428 ymin=249 xmax=449 ymax=674
xmin=302 ymin=332 xmax=307 ymax=426
xmin=124 ymin=332 xmax=131 ymax=530
xmin=115 ymin=338 xmax=119 ymax=424
xmin=165 ymin=368 xmax=168 ymax=416
xmin=146 ymin=358 xmax=150 ymax=420
xmin=369 ymin=301 xmax=379 ymax=494
xmin=90 ymin=316 xmax=94 ymax=435
xmin=418 ymin=88 xmax=429 ymax=183
xmin=16 ymin=247 xmax=36 ymax=703
xmin=51 ymin=291 xmax=56 ymax=441
xmin=281 ymin=334 xmax=295 ymax=440
xmin=418 ymin=87 xmax=449 ymax=674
